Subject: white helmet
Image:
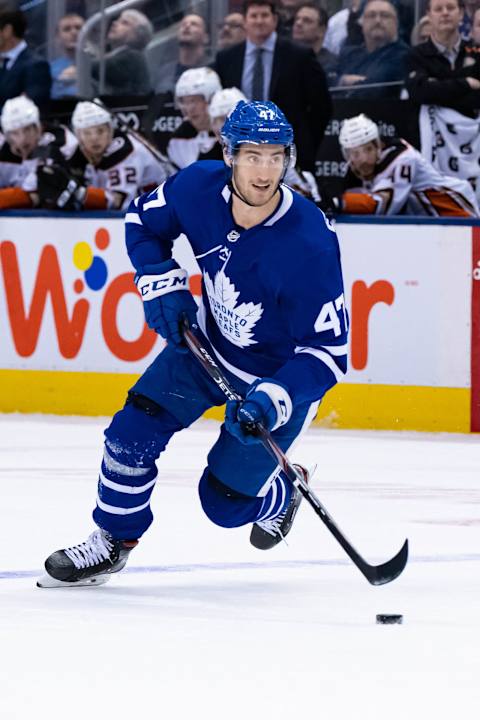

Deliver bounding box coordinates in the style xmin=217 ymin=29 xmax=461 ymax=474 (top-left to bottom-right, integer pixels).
xmin=208 ymin=87 xmax=247 ymax=121
xmin=1 ymin=96 xmax=40 ymax=133
xmin=339 ymin=114 xmax=379 ymax=152
xmin=71 ymin=101 xmax=113 ymax=131
xmin=175 ymin=67 xmax=222 ymax=103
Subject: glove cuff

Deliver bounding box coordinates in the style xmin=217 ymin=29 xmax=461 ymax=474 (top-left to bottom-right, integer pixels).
xmin=136 ymin=267 xmax=189 ymax=301
xmin=253 ymin=380 xmax=292 ymax=431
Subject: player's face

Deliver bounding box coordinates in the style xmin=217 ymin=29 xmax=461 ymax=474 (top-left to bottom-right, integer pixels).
xmin=211 ymin=115 xmax=226 ymax=141
xmin=177 ymin=94 xmax=210 ymax=131
xmin=231 ymin=143 xmax=286 ymax=206
xmin=7 ymin=125 xmax=42 ymax=159
xmin=346 ymin=141 xmax=380 ymax=179
xmin=77 ymin=123 xmax=113 ymax=162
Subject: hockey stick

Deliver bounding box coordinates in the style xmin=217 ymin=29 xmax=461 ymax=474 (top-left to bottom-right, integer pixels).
xmin=181 ymin=320 xmax=409 ymax=586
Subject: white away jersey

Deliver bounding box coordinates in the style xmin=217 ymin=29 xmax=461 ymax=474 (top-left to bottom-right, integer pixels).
xmin=0 ymin=124 xmax=77 ymax=191
xmin=126 ymin=161 xmax=348 ymax=406
xmin=343 ymin=139 xmax=479 ymax=217
xmin=71 ymin=130 xmax=172 ymax=210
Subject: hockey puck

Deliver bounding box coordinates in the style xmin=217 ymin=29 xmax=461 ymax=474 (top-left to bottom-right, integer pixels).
xmin=376 ymin=614 xmax=403 ymax=625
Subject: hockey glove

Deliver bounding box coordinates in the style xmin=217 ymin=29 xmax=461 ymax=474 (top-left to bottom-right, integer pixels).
xmin=317 ymin=187 xmax=343 ymax=218
xmin=36 ymin=162 xmax=85 ymax=211
xmin=135 ymin=259 xmax=197 ymax=352
xmin=225 ymin=378 xmax=292 ymax=445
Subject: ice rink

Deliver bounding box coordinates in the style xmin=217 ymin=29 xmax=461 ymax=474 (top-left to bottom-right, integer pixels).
xmin=1 ymin=413 xmax=479 ymax=720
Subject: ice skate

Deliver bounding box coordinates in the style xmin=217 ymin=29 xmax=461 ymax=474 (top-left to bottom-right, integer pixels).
xmin=250 ymin=465 xmax=308 ymax=550
xmin=37 ymin=528 xmax=138 ymax=588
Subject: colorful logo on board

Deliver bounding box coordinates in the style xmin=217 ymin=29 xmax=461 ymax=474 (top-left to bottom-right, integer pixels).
xmin=72 ymin=228 xmax=109 ymax=293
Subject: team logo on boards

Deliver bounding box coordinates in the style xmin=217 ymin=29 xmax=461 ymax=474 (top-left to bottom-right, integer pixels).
xmin=203 ymin=269 xmax=263 ymax=347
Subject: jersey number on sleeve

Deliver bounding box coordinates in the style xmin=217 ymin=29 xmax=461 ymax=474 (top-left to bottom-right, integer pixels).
xmin=314 ymin=293 xmax=348 ymax=336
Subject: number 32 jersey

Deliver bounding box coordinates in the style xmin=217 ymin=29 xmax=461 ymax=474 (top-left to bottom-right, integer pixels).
xmin=70 ymin=130 xmax=171 ymax=210
xmin=126 ymin=161 xmax=349 ymax=406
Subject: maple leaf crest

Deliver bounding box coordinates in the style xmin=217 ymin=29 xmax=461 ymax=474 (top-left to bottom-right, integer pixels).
xmin=204 ymin=270 xmax=263 ymax=347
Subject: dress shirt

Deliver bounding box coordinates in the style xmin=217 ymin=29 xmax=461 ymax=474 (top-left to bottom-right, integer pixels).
xmin=0 ymin=40 xmax=27 ymax=70
xmin=431 ymin=36 xmax=462 ymax=68
xmin=241 ymin=31 xmax=277 ymax=100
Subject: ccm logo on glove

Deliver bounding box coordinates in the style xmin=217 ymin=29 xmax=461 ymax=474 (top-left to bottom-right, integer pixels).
xmin=137 ymin=269 xmax=188 ymax=300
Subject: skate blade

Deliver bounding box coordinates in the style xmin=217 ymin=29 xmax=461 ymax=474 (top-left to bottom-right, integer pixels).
xmin=36 ymin=573 xmax=111 ymax=589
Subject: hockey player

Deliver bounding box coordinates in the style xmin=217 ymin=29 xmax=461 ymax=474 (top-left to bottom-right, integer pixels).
xmin=0 ymin=95 xmax=77 ymax=210
xmin=36 ymin=101 xmax=173 ymax=211
xmin=208 ymin=88 xmax=322 ymax=201
xmin=167 ymin=67 xmax=222 ymax=169
xmin=38 ymin=100 xmax=348 ymax=588
xmin=321 ymin=114 xmax=479 ymax=217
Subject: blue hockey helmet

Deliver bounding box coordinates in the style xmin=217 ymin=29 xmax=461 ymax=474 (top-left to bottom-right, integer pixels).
xmin=221 ymin=100 xmax=295 ymax=169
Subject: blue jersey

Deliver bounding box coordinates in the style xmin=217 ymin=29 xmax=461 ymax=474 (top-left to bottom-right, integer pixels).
xmin=126 ymin=161 xmax=348 ymax=406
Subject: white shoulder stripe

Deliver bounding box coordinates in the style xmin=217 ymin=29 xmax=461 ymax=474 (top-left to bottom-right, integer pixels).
xmin=143 ymin=182 xmax=166 ymax=211
xmin=125 ymin=212 xmax=142 ymax=225
xmin=264 ymin=186 xmax=293 ymax=226
xmin=320 ymin=343 xmax=348 ymax=356
xmin=295 ymin=346 xmax=346 ymax=381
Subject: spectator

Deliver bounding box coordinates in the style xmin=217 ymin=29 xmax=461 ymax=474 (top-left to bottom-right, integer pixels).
xmin=0 ymin=9 xmax=51 ymax=109
xmin=460 ymin=0 xmax=480 ymax=39
xmin=217 ymin=12 xmax=246 ymax=49
xmin=50 ymin=13 xmax=85 ymax=99
xmin=213 ymin=0 xmax=331 ymax=172
xmin=319 ymin=113 xmax=478 ymax=217
xmin=334 ymin=0 xmax=409 ymax=98
xmin=292 ymin=3 xmax=337 ymax=78
xmin=410 ymin=15 xmax=432 ymax=45
xmin=167 ymin=67 xmax=221 ymax=169
xmin=277 ymin=0 xmax=305 ymax=36
xmin=406 ymin=0 xmax=480 ymax=117
xmin=0 ymin=95 xmax=77 ymax=209
xmin=155 ymin=14 xmax=209 ymax=94
xmin=323 ymin=0 xmax=363 ymax=55
xmin=90 ymin=9 xmax=153 ymax=96
xmin=472 ymin=6 xmax=480 ymax=44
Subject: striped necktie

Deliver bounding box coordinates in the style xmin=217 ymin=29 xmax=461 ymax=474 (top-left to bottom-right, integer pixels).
xmin=251 ymin=47 xmax=264 ymax=100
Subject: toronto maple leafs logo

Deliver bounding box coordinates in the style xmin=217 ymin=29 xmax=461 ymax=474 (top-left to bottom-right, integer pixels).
xmin=204 ymin=269 xmax=263 ymax=347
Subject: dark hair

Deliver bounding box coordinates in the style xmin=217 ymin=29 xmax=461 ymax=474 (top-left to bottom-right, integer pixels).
xmin=243 ymin=0 xmax=278 ymax=15
xmin=0 ymin=10 xmax=27 ymax=38
xmin=295 ymin=3 xmax=329 ymax=27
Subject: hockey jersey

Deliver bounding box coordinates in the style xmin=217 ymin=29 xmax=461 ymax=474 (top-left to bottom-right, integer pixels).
xmin=0 ymin=124 xmax=77 ymax=192
xmin=167 ymin=121 xmax=218 ymax=169
xmin=343 ymin=138 xmax=479 ymax=217
xmin=126 ymin=161 xmax=348 ymax=406
xmin=70 ymin=130 xmax=172 ymax=211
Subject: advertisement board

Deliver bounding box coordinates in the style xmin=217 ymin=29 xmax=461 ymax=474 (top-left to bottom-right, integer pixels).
xmin=0 ymin=214 xmax=474 ymax=431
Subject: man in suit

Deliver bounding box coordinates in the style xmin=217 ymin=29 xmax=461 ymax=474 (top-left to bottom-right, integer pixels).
xmin=406 ymin=0 xmax=480 ymax=117
xmin=213 ymin=0 xmax=331 ymax=172
xmin=0 ymin=10 xmax=51 ymax=109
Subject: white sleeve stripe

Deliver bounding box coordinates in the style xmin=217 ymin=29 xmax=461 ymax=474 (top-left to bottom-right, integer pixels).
xmin=125 ymin=212 xmax=143 ymax=225
xmin=319 ymin=343 xmax=348 ymax=356
xmin=295 ymin=347 xmax=346 ymax=381
xmin=96 ymin=495 xmax=150 ymax=516
xmin=143 ymin=182 xmax=166 ymax=210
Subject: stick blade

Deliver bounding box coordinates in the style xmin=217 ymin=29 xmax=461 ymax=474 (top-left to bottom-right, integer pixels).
xmin=363 ymin=539 xmax=409 ymax=586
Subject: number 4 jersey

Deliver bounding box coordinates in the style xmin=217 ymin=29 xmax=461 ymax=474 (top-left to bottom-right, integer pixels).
xmin=342 ymin=138 xmax=479 ymax=217
xmin=126 ymin=161 xmax=349 ymax=407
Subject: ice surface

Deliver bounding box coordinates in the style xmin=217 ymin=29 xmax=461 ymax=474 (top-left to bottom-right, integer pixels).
xmin=0 ymin=414 xmax=479 ymax=719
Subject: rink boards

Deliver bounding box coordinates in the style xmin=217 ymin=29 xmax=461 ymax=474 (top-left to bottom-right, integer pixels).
xmin=0 ymin=212 xmax=479 ymax=433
